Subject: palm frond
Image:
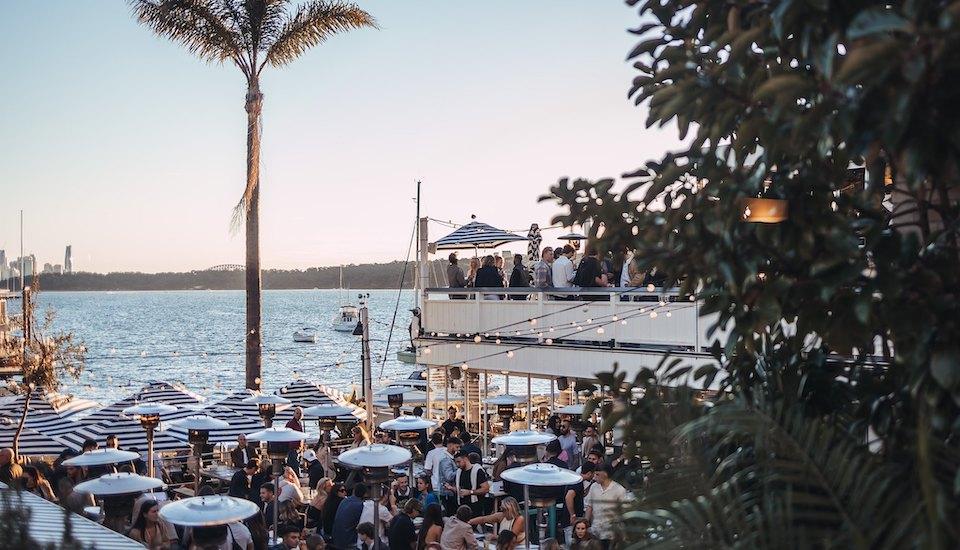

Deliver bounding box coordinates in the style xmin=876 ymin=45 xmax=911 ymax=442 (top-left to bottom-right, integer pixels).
xmin=263 ymin=0 xmax=376 ymax=69
xmin=130 ymin=0 xmax=247 ymax=73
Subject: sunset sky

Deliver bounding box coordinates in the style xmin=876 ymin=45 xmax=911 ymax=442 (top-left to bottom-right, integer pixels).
xmin=0 ymin=1 xmax=680 ymax=273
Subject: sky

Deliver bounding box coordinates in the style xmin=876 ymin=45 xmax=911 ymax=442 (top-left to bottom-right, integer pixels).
xmin=0 ymin=0 xmax=680 ymax=273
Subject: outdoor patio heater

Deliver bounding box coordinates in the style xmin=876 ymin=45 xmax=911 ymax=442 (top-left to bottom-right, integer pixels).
xmin=501 ymin=463 xmax=582 ymax=550
xmin=375 ymin=386 xmax=409 ymax=418
xmin=339 ymin=444 xmax=412 ymax=550
xmin=246 ymin=426 xmax=307 ymax=543
xmin=73 ymin=471 xmax=166 ymax=534
xmin=303 ymin=403 xmax=359 ymax=441
xmin=169 ymin=415 xmax=229 ymax=492
xmin=242 ymin=393 xmax=292 ymax=428
xmin=379 ymin=415 xmax=436 ymax=481
xmin=487 ymin=394 xmax=527 ymax=434
xmin=160 ymin=495 xmax=259 ymax=547
xmin=491 ymin=429 xmax=556 ymax=465
xmin=122 ymin=402 xmax=178 ymax=478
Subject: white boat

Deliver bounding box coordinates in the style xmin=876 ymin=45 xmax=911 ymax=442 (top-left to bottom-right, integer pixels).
xmin=293 ymin=327 xmax=318 ymax=343
xmin=332 ymin=266 xmax=360 ymax=332
xmin=332 ymin=305 xmax=359 ymax=332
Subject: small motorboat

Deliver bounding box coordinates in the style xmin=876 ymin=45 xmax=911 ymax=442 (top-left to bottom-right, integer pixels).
xmin=293 ymin=327 xmax=317 ymax=343
xmin=332 ymin=305 xmax=359 ymax=333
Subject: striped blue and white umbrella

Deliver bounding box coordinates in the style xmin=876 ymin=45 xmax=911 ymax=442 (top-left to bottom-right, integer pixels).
xmin=83 ymin=381 xmax=204 ymax=425
xmin=0 ymin=390 xmax=100 ymax=437
xmin=0 ymin=418 xmax=70 ymax=457
xmin=433 ymin=220 xmax=529 ymax=250
xmin=58 ymin=414 xmax=191 ymax=453
xmin=209 ymin=388 xmax=295 ymax=423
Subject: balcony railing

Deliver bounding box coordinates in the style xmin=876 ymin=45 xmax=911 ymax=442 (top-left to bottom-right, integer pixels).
xmin=420 ymin=287 xmax=722 ymax=354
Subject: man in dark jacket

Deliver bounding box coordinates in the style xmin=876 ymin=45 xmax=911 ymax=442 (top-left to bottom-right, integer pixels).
xmin=230 ymin=434 xmax=258 ymax=468
xmin=229 ymin=459 xmax=259 ymax=499
xmin=508 ymin=253 xmax=529 ymax=300
xmin=332 ymin=484 xmax=367 ymax=549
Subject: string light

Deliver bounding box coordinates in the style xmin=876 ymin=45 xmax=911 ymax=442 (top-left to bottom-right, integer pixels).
xmin=529 ymin=319 xmax=537 ymax=326
xmin=474 ymin=335 xmax=482 ymax=343
xmin=596 ymin=327 xmax=605 ymax=334
xmin=495 ymin=339 xmax=501 ymax=345
xmin=506 ymin=351 xmax=514 ymax=358
xmin=647 ymin=284 xmax=655 ymax=292
xmin=455 ymin=343 xmax=461 ymax=349
xmin=545 ymin=338 xmax=553 ymax=345
xmin=612 ymin=315 xmax=619 ymax=321
xmin=423 ymin=347 xmax=431 ymax=355
xmin=650 ymin=311 xmax=658 ymax=319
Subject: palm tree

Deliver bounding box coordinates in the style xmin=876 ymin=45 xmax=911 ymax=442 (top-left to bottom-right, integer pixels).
xmin=130 ymin=0 xmax=375 ymax=389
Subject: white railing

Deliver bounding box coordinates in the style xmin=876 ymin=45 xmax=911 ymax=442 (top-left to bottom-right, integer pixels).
xmin=421 ymin=287 xmax=721 ymax=353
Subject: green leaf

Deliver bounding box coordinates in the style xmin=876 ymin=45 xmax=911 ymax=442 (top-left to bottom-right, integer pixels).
xmin=754 ymin=75 xmax=811 ymax=101
xmin=931 ymin=345 xmax=960 ymax=391
xmin=847 ymin=8 xmax=910 ymax=40
xmin=834 ymin=39 xmax=901 ymax=84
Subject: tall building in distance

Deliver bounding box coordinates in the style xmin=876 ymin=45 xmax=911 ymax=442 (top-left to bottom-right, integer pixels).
xmin=64 ymin=245 xmax=73 ymax=274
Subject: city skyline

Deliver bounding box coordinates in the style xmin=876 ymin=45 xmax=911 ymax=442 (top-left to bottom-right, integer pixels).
xmin=0 ymin=1 xmax=681 ymax=272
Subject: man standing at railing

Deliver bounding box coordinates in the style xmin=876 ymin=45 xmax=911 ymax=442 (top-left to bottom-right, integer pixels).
xmin=447 ymin=253 xmax=468 ymax=300
xmin=532 ymin=247 xmax=554 ymax=291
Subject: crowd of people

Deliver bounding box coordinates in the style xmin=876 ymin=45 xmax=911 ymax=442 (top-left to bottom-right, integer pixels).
xmin=0 ymin=404 xmax=628 ymax=550
xmin=446 ymin=244 xmax=666 ymax=300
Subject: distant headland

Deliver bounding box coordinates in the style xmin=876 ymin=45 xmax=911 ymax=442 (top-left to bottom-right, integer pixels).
xmin=3 ymin=260 xmax=447 ymax=291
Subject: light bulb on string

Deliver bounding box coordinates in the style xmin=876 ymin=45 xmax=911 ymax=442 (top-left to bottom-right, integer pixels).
xmin=666 ymin=311 xmax=672 ymax=317
xmin=612 ymin=315 xmax=619 ymax=321
xmin=647 ymin=284 xmax=655 ymax=292
xmin=474 ymin=335 xmax=481 ymax=343
xmin=495 ymin=339 xmax=501 ymax=345
xmin=423 ymin=347 xmax=432 ymax=355
xmin=507 ymin=351 xmax=514 ymax=358
xmin=650 ymin=311 xmax=658 ymax=319
xmin=545 ymin=338 xmax=553 ymax=345
xmin=548 ymin=327 xmax=554 ymax=332
xmin=529 ymin=319 xmax=537 ymax=326
xmin=621 ymin=320 xmax=627 ymax=325
xmin=455 ymin=343 xmax=461 ymax=349
xmin=596 ymin=327 xmax=605 ymax=334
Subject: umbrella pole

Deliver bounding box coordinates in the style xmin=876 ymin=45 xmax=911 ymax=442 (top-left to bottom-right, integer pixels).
xmin=272 ymin=457 xmax=280 ymax=546
xmin=523 ymin=484 xmax=531 ymax=550
xmin=483 ymin=371 xmax=488 ymax=458
xmin=373 ymin=481 xmax=382 ymax=550
xmin=527 ymin=375 xmax=532 ymax=430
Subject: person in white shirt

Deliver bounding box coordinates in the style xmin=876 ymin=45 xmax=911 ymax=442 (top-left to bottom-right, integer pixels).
xmin=552 ymin=245 xmax=576 ymax=290
xmin=277 ymin=466 xmax=305 ymax=505
xmin=422 ymin=431 xmax=446 ymax=494
xmin=358 ymin=491 xmax=394 ymax=545
xmin=222 ymin=521 xmax=253 ymax=550
xmin=619 ymin=248 xmax=634 ymax=288
xmin=585 ymin=464 xmax=627 ymax=545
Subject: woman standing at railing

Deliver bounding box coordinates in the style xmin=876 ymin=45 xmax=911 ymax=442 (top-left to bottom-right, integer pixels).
xmin=475 ymin=255 xmax=505 ymax=300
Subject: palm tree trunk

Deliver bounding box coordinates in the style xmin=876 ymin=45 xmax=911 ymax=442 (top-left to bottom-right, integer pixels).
xmin=245 ymin=82 xmax=263 ymax=391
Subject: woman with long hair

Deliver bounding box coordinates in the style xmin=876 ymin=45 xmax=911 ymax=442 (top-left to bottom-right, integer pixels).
xmin=322 ymin=482 xmax=346 ymax=537
xmin=416 ymin=502 xmax=444 ymax=550
xmin=496 ymin=529 xmax=517 ymax=550
xmin=569 ymin=517 xmax=602 ymax=550
xmin=128 ymin=499 xmax=173 ymax=549
xmin=22 ymin=465 xmax=57 ymax=502
xmin=415 ymin=474 xmax=440 ymax=509
xmin=277 ymin=466 xmax=304 ymax=505
xmin=469 ymin=496 xmax=525 ymax=545
xmin=305 ymin=477 xmax=332 ymax=531
xmin=277 ymin=499 xmax=304 ymax=532
xmin=466 ymin=257 xmax=481 ymax=287
xmin=245 ymin=511 xmax=269 ymax=550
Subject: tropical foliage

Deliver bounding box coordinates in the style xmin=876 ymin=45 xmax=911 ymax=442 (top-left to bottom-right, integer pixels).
xmin=550 ymin=1 xmax=960 ymax=547
xmin=130 ymin=0 xmax=376 ymax=389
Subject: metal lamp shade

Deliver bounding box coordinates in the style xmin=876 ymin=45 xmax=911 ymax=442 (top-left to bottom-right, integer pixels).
xmin=62 ymin=448 xmax=140 ymax=467
xmin=555 ymin=404 xmax=586 ymax=416
xmin=242 ymin=393 xmax=292 ymax=424
xmin=500 ymin=463 xmax=582 ymax=487
xmin=122 ymin=402 xmax=178 ymax=428
xmin=159 ymin=495 xmax=259 ymax=527
xmin=73 ymin=472 xmax=165 ymax=496
xmin=302 ymin=404 xmax=357 ymax=418
xmin=379 ymin=415 xmax=436 ymax=432
xmin=488 ymin=394 xmax=526 ymax=420
xmin=169 ymin=415 xmax=230 ymax=447
xmin=339 ymin=444 xmax=411 ymax=469
xmin=245 ymin=427 xmax=307 ymax=443
xmin=740 ymin=197 xmax=788 ymax=223
xmin=557 ymin=232 xmax=586 ymax=241
xmin=492 ymin=430 xmax=556 ymax=447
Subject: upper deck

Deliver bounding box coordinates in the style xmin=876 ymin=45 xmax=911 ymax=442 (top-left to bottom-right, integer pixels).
xmin=413 ymin=287 xmax=725 ymax=386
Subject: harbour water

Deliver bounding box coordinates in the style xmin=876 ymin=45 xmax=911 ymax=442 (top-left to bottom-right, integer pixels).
xmin=34 ymin=289 xmax=416 ymax=406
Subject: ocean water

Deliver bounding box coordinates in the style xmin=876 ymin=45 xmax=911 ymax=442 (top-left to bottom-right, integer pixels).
xmin=34 ymin=289 xmax=417 ymax=406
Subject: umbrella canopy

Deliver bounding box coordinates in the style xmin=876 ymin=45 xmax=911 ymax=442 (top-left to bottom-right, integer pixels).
xmin=59 ymin=416 xmax=190 ymax=453
xmin=525 ymin=223 xmax=542 ymax=265
xmin=0 ymin=418 xmax=70 ymax=457
xmin=554 ymin=404 xmax=586 ymax=416
xmin=302 ymin=404 xmax=363 ymax=421
xmin=486 ymin=394 xmax=527 ymax=406
xmin=434 ymin=220 xmax=529 ymax=250
xmin=74 ymin=472 xmax=164 ymax=496
xmin=160 ymin=496 xmax=258 ymax=527
xmin=275 ymin=379 xmax=349 ymax=409
xmin=0 ymin=390 xmax=100 ymax=436
xmin=165 ymin=406 xmax=264 ymax=445
xmin=558 ymin=232 xmax=586 ymax=241
xmin=83 ymin=381 xmax=203 ymax=425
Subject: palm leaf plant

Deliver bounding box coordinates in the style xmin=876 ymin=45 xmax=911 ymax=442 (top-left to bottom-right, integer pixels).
xmin=129 ymin=0 xmax=376 ymax=389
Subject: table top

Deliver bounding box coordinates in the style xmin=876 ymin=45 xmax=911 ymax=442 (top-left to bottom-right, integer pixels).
xmin=200 ymin=465 xmax=239 ymax=482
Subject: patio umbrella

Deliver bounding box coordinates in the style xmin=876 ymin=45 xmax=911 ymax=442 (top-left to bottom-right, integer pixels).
xmin=525 ymin=223 xmax=542 ymax=265
xmin=433 ymin=220 xmax=529 ymax=250
xmin=0 ymin=418 xmax=70 ymax=457
xmin=59 ymin=414 xmax=191 ymax=453
xmin=0 ymin=390 xmax=100 ymax=436
xmin=209 ymin=388 xmax=293 ymax=422
xmin=275 ymin=379 xmax=348 ymax=408
xmin=83 ymin=381 xmax=203 ymax=425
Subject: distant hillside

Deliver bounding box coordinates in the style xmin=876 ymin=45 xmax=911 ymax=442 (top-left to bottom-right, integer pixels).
xmin=8 ymin=261 xmax=449 ymax=291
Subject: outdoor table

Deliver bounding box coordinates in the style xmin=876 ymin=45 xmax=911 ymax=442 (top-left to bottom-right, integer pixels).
xmin=200 ymin=465 xmax=239 ymax=483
